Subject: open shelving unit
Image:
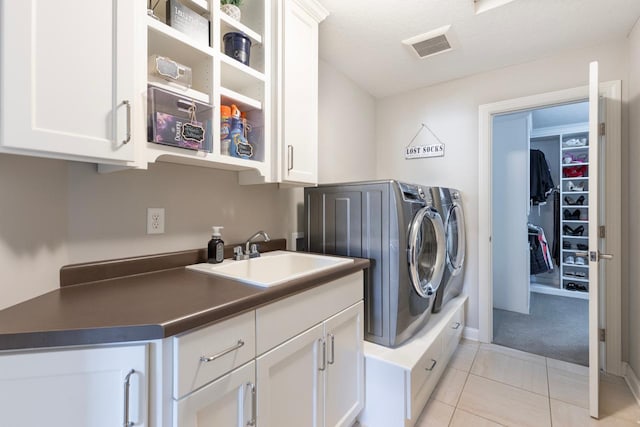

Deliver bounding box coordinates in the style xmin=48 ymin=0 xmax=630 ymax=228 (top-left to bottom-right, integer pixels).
xmin=143 ymin=0 xmax=271 ymax=178
xmin=559 ymin=130 xmax=590 ymax=295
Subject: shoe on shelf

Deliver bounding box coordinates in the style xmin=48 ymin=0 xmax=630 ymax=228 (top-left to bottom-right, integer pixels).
xmin=566 ymin=282 xmax=577 ymax=291
xmin=564 ymin=195 xmax=586 ymax=206
xmin=576 ymin=283 xmax=588 ymax=292
xmin=564 ymin=137 xmax=588 ymax=147
xmin=574 ymin=153 xmax=588 ymax=163
xmin=563 ymin=165 xmax=587 ymax=178
xmin=563 ymin=241 xmax=572 ymax=249
xmin=575 ymin=271 xmax=587 ymax=278
xmin=563 ymin=225 xmax=585 ymax=236
xmin=565 ymin=271 xmax=576 ymax=276
xmin=577 ymin=243 xmax=589 ymax=250
xmin=575 ymin=257 xmax=586 ymax=265
xmin=567 ymin=181 xmax=585 ymax=192
xmin=564 ymin=256 xmax=575 ymax=264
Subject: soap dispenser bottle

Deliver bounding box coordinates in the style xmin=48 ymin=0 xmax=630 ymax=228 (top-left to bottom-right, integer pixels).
xmin=208 ymin=226 xmax=225 ymax=264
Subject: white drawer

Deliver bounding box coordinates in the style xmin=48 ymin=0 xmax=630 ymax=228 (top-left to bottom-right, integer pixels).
xmin=443 ymin=303 xmax=464 ymax=359
xmin=256 ymin=272 xmax=363 ymax=355
xmin=173 ymin=311 xmax=256 ymax=399
xmin=408 ymin=334 xmax=443 ymax=421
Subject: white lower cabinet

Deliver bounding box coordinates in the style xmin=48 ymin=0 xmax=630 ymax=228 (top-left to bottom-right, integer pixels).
xmin=358 ymin=296 xmax=467 ymax=427
xmin=0 ymin=344 xmax=148 ymax=427
xmin=324 ymin=302 xmax=365 ymax=427
xmin=257 ymin=323 xmax=325 ymax=427
xmin=256 ymin=302 xmax=364 ymax=427
xmin=171 ymin=272 xmax=365 ymax=427
xmin=174 ymin=361 xmax=256 ymax=427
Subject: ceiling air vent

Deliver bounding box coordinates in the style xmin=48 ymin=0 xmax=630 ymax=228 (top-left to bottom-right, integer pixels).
xmin=402 ymin=25 xmax=455 ymax=59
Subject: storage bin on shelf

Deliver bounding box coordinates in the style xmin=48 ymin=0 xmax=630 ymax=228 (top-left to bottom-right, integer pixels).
xmin=147 ymin=85 xmax=213 ymax=152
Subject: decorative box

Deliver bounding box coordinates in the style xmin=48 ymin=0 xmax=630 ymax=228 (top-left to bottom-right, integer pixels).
xmin=166 ymin=0 xmax=210 ymax=47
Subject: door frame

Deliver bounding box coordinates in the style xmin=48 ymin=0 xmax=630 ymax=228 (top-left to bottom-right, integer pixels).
xmin=477 ymin=81 xmax=622 ymax=374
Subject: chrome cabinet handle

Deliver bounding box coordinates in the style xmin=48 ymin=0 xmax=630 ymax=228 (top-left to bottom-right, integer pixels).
xmin=425 ymin=359 xmax=437 ymax=371
xmin=287 ymin=145 xmax=294 ymax=171
xmin=245 ymin=382 xmax=256 ymax=426
xmin=122 ymin=100 xmax=131 ymax=145
xmin=123 ymin=369 xmax=135 ymax=427
xmin=452 ymin=322 xmax=461 ymax=330
xmin=328 ymin=334 xmax=335 ymax=365
xmin=318 ymin=339 xmax=326 ymax=371
xmin=200 ymin=340 xmax=244 ymax=363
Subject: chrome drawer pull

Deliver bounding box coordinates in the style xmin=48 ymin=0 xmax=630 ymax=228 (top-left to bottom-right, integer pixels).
xmin=328 ymin=334 xmax=335 ymax=365
xmin=425 ymin=359 xmax=437 ymax=371
xmin=200 ymin=339 xmax=244 ymax=363
xmin=122 ymin=100 xmax=131 ymax=145
xmin=123 ymin=369 xmax=135 ymax=427
xmin=245 ymin=382 xmax=256 ymax=426
xmin=452 ymin=322 xmax=461 ymax=330
xmin=319 ymin=339 xmax=327 ymax=371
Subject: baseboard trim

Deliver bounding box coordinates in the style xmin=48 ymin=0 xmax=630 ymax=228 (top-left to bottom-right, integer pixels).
xmin=463 ymin=327 xmax=479 ymax=341
xmin=622 ymin=362 xmax=640 ymax=407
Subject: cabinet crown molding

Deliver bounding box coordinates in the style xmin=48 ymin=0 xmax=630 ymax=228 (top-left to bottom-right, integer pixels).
xmin=292 ymin=0 xmax=329 ymax=22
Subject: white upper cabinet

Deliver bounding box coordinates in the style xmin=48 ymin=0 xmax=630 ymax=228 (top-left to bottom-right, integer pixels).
xmin=275 ymin=0 xmax=328 ymax=185
xmin=0 ymin=0 xmax=138 ymax=164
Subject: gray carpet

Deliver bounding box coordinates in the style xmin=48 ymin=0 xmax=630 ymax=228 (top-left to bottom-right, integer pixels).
xmin=493 ymin=292 xmax=588 ymax=366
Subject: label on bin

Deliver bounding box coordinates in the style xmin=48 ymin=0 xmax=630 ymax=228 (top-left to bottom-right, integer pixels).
xmin=182 ymin=123 xmax=205 ymax=143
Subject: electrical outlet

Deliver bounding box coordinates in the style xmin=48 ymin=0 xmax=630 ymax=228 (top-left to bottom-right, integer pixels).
xmin=147 ymin=208 xmax=165 ymax=234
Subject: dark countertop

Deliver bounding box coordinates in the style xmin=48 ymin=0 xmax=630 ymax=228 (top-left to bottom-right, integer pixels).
xmin=0 ymin=246 xmax=369 ymax=351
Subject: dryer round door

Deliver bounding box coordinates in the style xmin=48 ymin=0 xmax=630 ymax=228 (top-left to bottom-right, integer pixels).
xmin=445 ymin=202 xmax=466 ymax=276
xmin=408 ymin=206 xmax=446 ymax=297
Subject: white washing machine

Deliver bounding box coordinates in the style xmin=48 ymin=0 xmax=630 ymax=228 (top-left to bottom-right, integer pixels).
xmin=305 ymin=180 xmax=447 ymax=347
xmin=430 ymin=187 xmax=466 ymax=313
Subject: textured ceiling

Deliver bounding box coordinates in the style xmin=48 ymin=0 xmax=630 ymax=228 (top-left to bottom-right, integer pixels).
xmin=317 ymin=0 xmax=640 ymax=98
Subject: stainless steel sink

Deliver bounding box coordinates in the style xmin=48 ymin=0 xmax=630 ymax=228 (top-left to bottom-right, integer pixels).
xmin=186 ymin=251 xmax=353 ymax=287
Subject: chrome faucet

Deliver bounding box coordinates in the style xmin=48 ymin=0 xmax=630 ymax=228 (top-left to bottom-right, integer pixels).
xmin=234 ymin=230 xmax=271 ymax=260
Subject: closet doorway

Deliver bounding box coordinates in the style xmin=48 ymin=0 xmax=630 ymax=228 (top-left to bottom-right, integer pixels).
xmin=491 ymin=101 xmax=589 ymax=366
xmin=478 ymin=81 xmax=623 ymax=372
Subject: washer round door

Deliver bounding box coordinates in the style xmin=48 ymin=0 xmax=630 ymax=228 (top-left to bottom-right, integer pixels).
xmin=445 ymin=202 xmax=466 ymax=276
xmin=408 ymin=206 xmax=446 ymax=297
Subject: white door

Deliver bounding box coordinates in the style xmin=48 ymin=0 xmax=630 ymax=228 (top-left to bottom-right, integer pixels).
xmin=586 ymin=61 xmax=612 ymax=419
xmin=324 ymin=302 xmax=364 ymax=427
xmin=491 ymin=111 xmax=531 ymax=314
xmin=0 ymin=345 xmax=147 ymax=427
xmin=174 ymin=362 xmax=255 ymax=427
xmin=0 ymin=0 xmax=136 ymax=163
xmin=257 ymin=323 xmax=324 ymax=427
xmin=280 ymin=0 xmax=320 ymax=184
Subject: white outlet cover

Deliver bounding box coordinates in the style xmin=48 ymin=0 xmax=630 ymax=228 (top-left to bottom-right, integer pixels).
xmin=147 ymin=208 xmax=165 ymax=234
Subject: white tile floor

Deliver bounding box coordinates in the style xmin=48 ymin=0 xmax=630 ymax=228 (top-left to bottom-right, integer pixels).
xmin=414 ymin=340 xmax=640 ymax=427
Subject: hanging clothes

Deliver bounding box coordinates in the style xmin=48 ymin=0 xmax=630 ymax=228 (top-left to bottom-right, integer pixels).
xmin=528 ymin=224 xmax=553 ymax=274
xmin=530 ymin=149 xmax=555 ymax=205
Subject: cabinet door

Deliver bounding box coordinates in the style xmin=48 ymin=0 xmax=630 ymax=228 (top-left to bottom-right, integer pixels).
xmin=0 ymin=0 xmax=137 ymax=163
xmin=324 ymin=302 xmax=364 ymax=427
xmin=279 ymin=0 xmax=321 ymax=184
xmin=0 ymin=344 xmax=147 ymax=427
xmin=257 ymin=323 xmax=325 ymax=427
xmin=174 ymin=361 xmax=255 ymax=427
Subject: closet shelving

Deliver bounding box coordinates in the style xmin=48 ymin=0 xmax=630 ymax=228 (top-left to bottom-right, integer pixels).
xmin=530 ymin=125 xmax=589 ymax=299
xmin=560 ymin=130 xmax=590 ymax=294
xmin=144 ymin=0 xmax=270 ymax=178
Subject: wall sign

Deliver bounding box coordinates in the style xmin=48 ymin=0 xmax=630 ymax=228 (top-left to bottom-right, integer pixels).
xmin=404 ymin=123 xmax=446 ymax=160
xmin=405 ymin=143 xmax=445 ymax=159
